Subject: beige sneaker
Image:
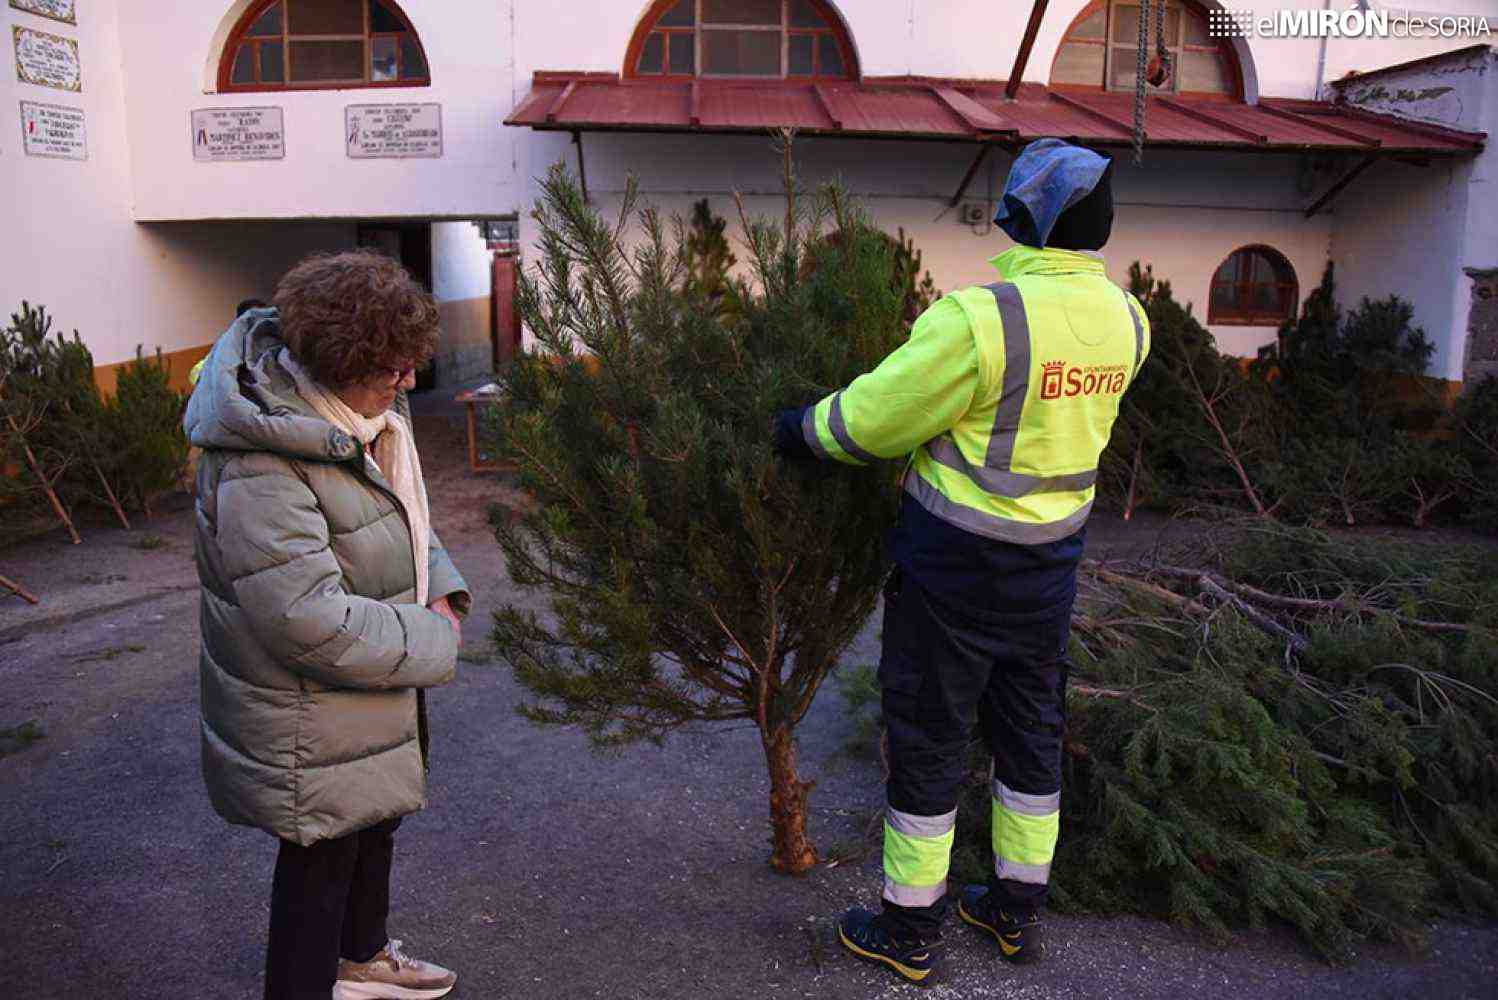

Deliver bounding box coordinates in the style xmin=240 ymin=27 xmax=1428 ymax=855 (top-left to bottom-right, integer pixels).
xmin=332 ymin=939 xmax=457 ymax=1000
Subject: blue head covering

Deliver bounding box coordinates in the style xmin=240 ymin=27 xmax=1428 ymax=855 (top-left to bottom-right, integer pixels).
xmin=993 ymin=138 xmax=1112 ymax=249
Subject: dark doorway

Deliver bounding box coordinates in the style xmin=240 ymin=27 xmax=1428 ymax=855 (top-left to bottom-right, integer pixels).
xmin=357 ymin=221 xmax=436 ymax=392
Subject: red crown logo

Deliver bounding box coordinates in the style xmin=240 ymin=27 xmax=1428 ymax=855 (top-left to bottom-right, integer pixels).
xmin=1040 ymin=361 xmax=1066 ymax=400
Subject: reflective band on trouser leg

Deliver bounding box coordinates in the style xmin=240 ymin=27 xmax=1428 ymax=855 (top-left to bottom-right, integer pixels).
xmin=991 ymin=780 xmax=1059 ymax=886
xmin=883 ymin=807 xmax=957 ymax=908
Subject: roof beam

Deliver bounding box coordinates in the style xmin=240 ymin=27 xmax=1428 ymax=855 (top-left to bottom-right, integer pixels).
xmin=1304 ymin=153 xmax=1379 ymax=218
xmin=1006 ymin=0 xmax=1051 ymax=101
xmin=930 ymin=86 xmax=1014 ymax=137
xmin=1332 ymin=104 xmax=1486 ymax=150
xmin=812 ymin=84 xmax=842 ymax=129
xmin=1047 ymin=91 xmax=1135 ymax=137
xmin=1255 ymin=102 xmax=1381 ymax=147
xmin=544 ymin=81 xmax=578 ymax=123
xmin=1156 ymin=97 xmax=1267 ymax=144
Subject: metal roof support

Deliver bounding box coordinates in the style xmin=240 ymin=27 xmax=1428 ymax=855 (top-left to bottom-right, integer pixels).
xmin=1155 ymin=97 xmax=1267 ymax=144
xmin=949 ymin=143 xmax=994 ymax=207
xmin=1006 ymin=0 xmax=1051 ymax=101
xmin=1333 ymin=104 xmax=1486 ymax=150
xmin=1256 ymin=102 xmax=1381 ymax=147
xmin=1047 ymin=91 xmax=1135 ymax=137
xmin=812 ymin=84 xmax=842 ymax=129
xmin=572 ymin=130 xmax=589 ymax=203
xmin=1304 ymin=153 xmax=1378 ymax=218
xmin=545 ymin=81 xmax=578 ymax=123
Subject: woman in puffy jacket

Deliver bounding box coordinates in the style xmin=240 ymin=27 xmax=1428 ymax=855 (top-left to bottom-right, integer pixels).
xmin=184 ymin=250 xmax=468 ymax=1000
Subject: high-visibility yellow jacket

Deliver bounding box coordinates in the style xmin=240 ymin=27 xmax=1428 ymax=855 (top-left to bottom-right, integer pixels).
xmin=796 ymin=244 xmax=1149 ymax=545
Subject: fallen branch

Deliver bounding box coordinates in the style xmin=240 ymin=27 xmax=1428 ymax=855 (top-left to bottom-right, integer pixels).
xmin=1070 ymin=683 xmax=1156 ymax=712
xmin=1083 ymin=561 xmax=1207 ymax=616
xmin=1149 ymin=565 xmax=1485 ymax=637
xmin=0 ymin=573 xmax=40 ymax=604
xmin=1198 ymin=575 xmax=1309 ymax=653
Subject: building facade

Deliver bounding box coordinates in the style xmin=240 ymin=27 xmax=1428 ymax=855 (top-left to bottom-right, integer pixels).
xmin=2 ymin=1 xmax=1494 ymax=390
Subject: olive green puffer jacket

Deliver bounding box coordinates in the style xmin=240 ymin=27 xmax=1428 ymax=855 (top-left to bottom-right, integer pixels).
xmin=184 ymin=309 xmax=469 ymax=846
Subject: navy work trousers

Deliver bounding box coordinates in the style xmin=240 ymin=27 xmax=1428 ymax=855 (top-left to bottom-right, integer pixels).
xmin=877 ymin=564 xmax=1074 ymax=941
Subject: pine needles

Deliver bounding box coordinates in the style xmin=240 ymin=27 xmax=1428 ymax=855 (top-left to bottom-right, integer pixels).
xmin=946 ymin=521 xmax=1498 ymax=959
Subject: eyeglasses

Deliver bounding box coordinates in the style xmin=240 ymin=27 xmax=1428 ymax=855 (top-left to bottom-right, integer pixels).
xmin=375 ymin=365 xmax=417 ymax=386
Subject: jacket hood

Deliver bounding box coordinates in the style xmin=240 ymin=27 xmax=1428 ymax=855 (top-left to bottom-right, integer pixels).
xmin=990 ymin=245 xmax=1108 ymax=281
xmin=183 ymin=308 xmax=360 ymax=464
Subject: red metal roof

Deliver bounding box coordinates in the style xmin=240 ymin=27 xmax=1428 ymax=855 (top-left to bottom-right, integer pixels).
xmin=505 ymin=73 xmax=1486 ymax=155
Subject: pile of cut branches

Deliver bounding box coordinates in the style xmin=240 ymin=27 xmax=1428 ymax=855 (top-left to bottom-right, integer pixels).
xmin=939 ymin=521 xmax=1498 ymax=960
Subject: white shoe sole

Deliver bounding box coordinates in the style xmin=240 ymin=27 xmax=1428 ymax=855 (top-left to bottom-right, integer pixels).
xmin=332 ymin=980 xmax=455 ymax=1000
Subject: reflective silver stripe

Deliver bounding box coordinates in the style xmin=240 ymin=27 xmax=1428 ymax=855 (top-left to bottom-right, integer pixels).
xmin=800 ymin=405 xmax=830 ymax=460
xmin=1121 ymin=289 xmax=1144 ymax=380
xmin=983 ymin=282 xmax=1031 ymax=472
xmin=926 ymin=435 xmax=1097 ymax=498
xmin=883 ymin=875 xmax=947 ymax=908
xmin=995 ymin=858 xmax=1051 ymax=885
xmin=829 ymin=392 xmax=879 ymax=464
xmin=992 ymin=779 xmax=1060 ymax=818
xmin=886 ymin=806 xmax=957 ymax=840
xmin=905 ymin=471 xmax=1094 ymax=544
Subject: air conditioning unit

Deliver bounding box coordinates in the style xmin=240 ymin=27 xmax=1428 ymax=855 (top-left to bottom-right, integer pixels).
xmin=959 ymin=202 xmax=988 ymax=226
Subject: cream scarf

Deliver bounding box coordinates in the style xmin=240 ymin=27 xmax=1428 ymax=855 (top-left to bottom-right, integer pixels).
xmin=281 ymin=349 xmax=431 ymax=605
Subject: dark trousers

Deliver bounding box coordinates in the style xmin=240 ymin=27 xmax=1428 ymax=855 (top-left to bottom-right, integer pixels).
xmin=877 ymin=567 xmax=1073 ymax=940
xmin=264 ymin=817 xmax=401 ymax=1000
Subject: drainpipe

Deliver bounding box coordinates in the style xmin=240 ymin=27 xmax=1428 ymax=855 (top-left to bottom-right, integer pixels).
xmin=1314 ymin=0 xmax=1332 ymax=100
xmin=1319 ymin=0 xmax=1388 ymax=101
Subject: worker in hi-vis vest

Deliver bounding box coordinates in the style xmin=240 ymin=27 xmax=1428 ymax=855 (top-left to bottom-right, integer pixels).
xmin=772 ymin=138 xmax=1149 ymax=985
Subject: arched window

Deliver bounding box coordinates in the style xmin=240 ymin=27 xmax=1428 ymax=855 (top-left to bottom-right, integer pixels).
xmin=1051 ymin=0 xmax=1239 ymax=98
xmin=625 ymin=0 xmax=857 ymax=80
xmin=218 ymin=0 xmax=430 ymax=92
xmin=1209 ymin=246 xmax=1298 ymax=326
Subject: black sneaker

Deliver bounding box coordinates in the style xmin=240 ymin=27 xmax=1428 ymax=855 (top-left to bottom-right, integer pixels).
xmin=957 ymin=885 xmax=1045 ymax=964
xmin=837 ymin=907 xmax=940 ymax=985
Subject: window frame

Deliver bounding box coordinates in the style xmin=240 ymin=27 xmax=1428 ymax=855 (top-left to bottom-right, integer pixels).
xmin=1208 ymin=245 xmax=1299 ymax=327
xmin=1049 ymin=0 xmax=1242 ymax=100
xmin=217 ymin=0 xmax=432 ymax=94
xmin=624 ymin=0 xmax=858 ymax=82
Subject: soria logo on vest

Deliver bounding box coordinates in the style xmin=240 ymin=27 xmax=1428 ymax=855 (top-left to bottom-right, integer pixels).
xmin=1040 ymin=361 xmax=1129 ymax=401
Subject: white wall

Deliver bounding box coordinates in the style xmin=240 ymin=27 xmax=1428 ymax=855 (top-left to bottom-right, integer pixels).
xmin=3 ymin=0 xmax=136 ymax=361
xmin=0 ymin=1 xmax=358 ymax=368
xmin=120 ymin=0 xmax=524 ymax=221
xmin=1329 ymin=45 xmax=1495 ymax=381
xmin=431 ymin=221 xmax=492 ymax=303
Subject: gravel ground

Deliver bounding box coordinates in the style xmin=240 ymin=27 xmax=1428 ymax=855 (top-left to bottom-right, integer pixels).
xmin=2 ymin=398 xmax=1495 ymax=1000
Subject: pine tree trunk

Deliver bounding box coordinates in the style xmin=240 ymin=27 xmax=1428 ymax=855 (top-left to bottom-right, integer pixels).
xmin=9 ymin=415 xmax=80 ymax=545
xmin=90 ymin=458 xmax=131 ymax=530
xmin=763 ymin=726 xmax=818 ymax=874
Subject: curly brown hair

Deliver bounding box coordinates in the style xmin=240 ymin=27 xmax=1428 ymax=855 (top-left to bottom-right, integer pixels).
xmin=274 ymin=249 xmax=440 ymax=388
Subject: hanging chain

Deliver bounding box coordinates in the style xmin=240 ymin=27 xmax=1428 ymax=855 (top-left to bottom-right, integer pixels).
xmin=1155 ymin=0 xmax=1172 ymax=88
xmin=1133 ymin=0 xmax=1149 ymax=165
